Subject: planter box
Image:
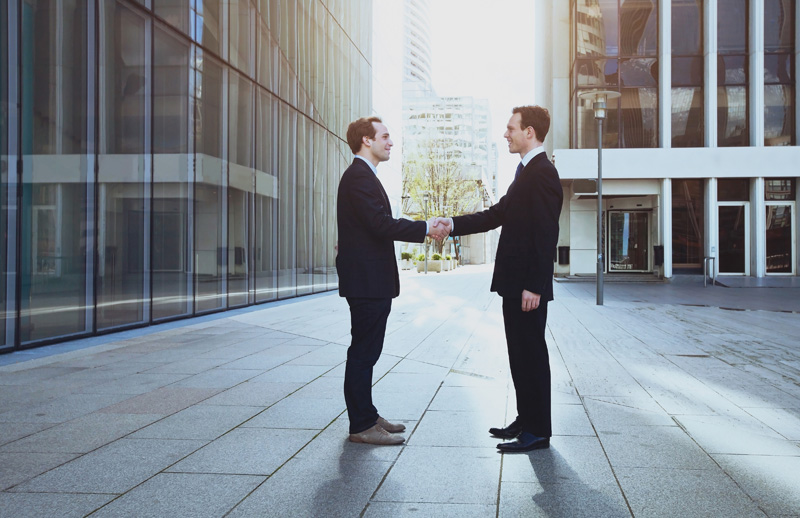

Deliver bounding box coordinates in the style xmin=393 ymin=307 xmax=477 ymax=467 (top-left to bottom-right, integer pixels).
xmin=400 ymin=259 xmax=414 ymax=270
xmin=416 ymin=260 xmax=442 ymax=273
xmin=442 ymin=260 xmax=451 ymax=271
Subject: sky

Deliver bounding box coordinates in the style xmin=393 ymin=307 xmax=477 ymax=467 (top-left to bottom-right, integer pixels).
xmin=427 ymin=0 xmax=537 ymax=194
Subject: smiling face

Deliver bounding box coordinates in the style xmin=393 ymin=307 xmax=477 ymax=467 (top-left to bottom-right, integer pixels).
xmin=503 ymin=112 xmax=535 ymax=157
xmin=361 ymin=122 xmax=393 ymax=165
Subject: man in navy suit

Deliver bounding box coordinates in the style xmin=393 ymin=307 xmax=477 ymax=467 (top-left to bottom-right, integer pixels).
xmin=436 ymin=106 xmax=563 ymax=452
xmin=337 ymin=116 xmax=449 ymax=445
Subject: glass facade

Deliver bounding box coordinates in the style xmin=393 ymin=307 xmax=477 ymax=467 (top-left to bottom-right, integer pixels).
xmin=573 ymin=0 xmax=659 ymax=149
xmin=671 ymin=0 xmax=704 ymax=147
xmin=0 ymin=0 xmax=371 ymax=351
xmin=718 ymin=0 xmax=749 ymax=146
xmin=764 ymin=0 xmax=795 ymax=146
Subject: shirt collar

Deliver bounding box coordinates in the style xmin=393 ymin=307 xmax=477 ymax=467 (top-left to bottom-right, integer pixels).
xmin=355 ymin=155 xmax=378 ymax=175
xmin=521 ymin=146 xmax=545 ymax=167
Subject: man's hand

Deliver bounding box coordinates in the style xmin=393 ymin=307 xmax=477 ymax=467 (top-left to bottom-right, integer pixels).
xmin=427 ymin=217 xmax=452 ymax=241
xmin=521 ymin=290 xmax=541 ymax=312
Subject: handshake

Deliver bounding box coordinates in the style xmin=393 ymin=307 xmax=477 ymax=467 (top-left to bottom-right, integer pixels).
xmin=426 ymin=217 xmax=454 ymax=241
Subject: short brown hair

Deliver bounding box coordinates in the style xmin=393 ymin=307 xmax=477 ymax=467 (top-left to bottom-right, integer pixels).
xmin=346 ymin=116 xmax=382 ymax=154
xmin=512 ymin=106 xmax=550 ymax=142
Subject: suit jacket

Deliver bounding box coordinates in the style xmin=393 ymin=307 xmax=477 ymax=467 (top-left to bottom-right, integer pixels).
xmin=336 ymin=159 xmax=427 ymax=298
xmin=451 ymin=152 xmax=563 ymax=301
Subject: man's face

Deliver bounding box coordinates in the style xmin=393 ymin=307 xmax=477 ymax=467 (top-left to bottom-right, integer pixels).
xmin=366 ymin=122 xmax=393 ymax=163
xmin=504 ymin=112 xmax=530 ymax=155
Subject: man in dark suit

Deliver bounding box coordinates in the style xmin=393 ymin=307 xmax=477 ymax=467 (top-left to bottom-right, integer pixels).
xmin=436 ymin=106 xmax=563 ymax=452
xmin=337 ymin=116 xmax=448 ymax=445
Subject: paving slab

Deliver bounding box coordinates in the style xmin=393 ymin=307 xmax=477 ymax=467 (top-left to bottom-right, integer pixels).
xmin=0 ymin=492 xmax=114 ymax=518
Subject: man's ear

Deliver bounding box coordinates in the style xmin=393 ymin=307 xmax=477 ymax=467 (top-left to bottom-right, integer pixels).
xmin=362 ymin=136 xmax=371 ymax=147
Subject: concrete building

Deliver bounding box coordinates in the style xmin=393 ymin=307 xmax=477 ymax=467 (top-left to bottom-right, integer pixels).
xmin=535 ymin=0 xmax=799 ymax=280
xmin=0 ymin=0 xmax=373 ymax=352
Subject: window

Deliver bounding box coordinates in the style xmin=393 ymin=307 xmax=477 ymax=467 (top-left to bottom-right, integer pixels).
xmin=671 ymin=0 xmax=704 ymax=147
xmin=573 ymin=0 xmax=659 ymax=149
xmin=717 ymin=0 xmax=749 ymax=146
xmin=764 ymin=0 xmax=795 ymax=146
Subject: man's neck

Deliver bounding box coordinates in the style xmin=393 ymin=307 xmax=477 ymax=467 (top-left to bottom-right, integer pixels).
xmin=356 ymin=151 xmax=379 ymax=167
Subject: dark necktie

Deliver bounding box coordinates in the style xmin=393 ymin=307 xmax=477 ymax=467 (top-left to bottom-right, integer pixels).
xmin=515 ymin=162 xmax=524 ymax=180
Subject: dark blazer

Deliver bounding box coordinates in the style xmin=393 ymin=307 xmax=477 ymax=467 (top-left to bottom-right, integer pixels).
xmin=336 ymin=158 xmax=427 ymax=298
xmin=451 ymin=152 xmax=563 ymax=301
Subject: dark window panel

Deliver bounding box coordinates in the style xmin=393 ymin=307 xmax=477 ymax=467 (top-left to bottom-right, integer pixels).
xmin=717 ymin=85 xmax=750 ymax=146
xmin=671 ymin=86 xmax=704 ymax=147
xmin=619 ymin=0 xmax=658 ymax=56
xmin=718 ymin=178 xmax=750 ymax=201
xmin=765 ymin=179 xmax=797 ymax=200
xmin=764 ymin=0 xmax=795 ymax=53
xmin=764 ymin=53 xmax=794 ymax=85
xmin=620 ymin=58 xmax=658 ymax=87
xmin=620 ymin=87 xmax=658 ymax=148
xmin=765 ymin=84 xmax=795 ymax=146
xmin=717 ymin=55 xmax=747 ymax=86
xmin=575 ymin=59 xmax=618 ymax=88
xmin=718 ymin=0 xmax=748 ymax=54
xmin=672 ymin=0 xmax=703 ymax=56
xmin=672 ymin=56 xmax=704 ymax=87
xmin=671 ymin=179 xmax=705 ymax=267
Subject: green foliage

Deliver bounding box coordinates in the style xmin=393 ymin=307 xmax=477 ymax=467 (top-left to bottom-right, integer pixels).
xmin=401 ymin=252 xmax=413 ymax=260
xmin=432 ymin=253 xmax=443 ymax=260
xmin=445 ymin=255 xmax=452 ymax=260
xmin=417 ymin=254 xmax=426 ymax=262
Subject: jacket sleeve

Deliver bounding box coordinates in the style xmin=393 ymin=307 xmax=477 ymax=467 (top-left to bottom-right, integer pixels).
xmin=450 ymin=195 xmax=508 ymax=236
xmin=349 ymin=173 xmax=427 ymax=243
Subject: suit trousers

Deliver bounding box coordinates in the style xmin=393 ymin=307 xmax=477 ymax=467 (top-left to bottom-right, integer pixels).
xmin=502 ymin=297 xmax=552 ymax=438
xmin=344 ymin=297 xmax=392 ymax=434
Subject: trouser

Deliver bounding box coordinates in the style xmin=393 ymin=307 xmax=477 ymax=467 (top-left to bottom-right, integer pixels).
xmin=502 ymin=297 xmax=551 ymax=438
xmin=344 ymin=297 xmax=392 ymax=434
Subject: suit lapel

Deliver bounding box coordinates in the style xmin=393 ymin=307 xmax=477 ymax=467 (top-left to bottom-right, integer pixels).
xmin=354 ymin=159 xmax=391 ymax=214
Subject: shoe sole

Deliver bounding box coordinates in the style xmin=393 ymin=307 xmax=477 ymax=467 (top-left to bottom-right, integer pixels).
xmin=348 ymin=435 xmax=404 ymax=445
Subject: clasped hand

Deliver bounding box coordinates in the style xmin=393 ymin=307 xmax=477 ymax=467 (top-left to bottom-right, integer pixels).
xmin=426 ymin=217 xmax=453 ymax=241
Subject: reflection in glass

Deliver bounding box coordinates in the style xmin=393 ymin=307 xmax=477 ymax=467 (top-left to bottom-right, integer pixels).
xmin=97 ymin=1 xmax=147 ymax=330
xmin=576 ymin=93 xmax=619 ymax=149
xmin=718 ymin=205 xmax=746 ymax=274
xmin=717 ymin=0 xmax=748 ymax=53
xmin=255 ymin=91 xmax=277 ymax=302
xmin=230 ymin=0 xmax=253 ymax=76
xmin=672 ymin=87 xmax=704 ymax=147
xmin=576 ymin=60 xmax=618 ymax=88
xmin=153 ymin=25 xmax=191 ymax=320
xmin=278 ymin=103 xmax=296 ymax=299
xmin=0 ymin=1 xmax=7 ymax=344
xmin=718 ymin=178 xmax=749 ymax=202
xmin=620 ymin=87 xmax=657 ymax=148
xmin=718 ymin=86 xmax=749 ymax=146
xmin=718 ymin=55 xmax=747 ymax=85
xmin=765 ymin=85 xmax=794 ymax=146
xmin=765 ymin=179 xmax=796 ymax=201
xmin=672 ymin=56 xmax=703 ymax=86
xmin=766 ymin=205 xmax=793 ymax=273
xmin=619 ymin=0 xmax=657 ymax=56
xmin=672 ymin=179 xmax=704 ymax=268
xmin=609 ymin=212 xmax=649 ymax=271
xmin=620 ymin=58 xmax=657 ymax=87
xmin=20 ymin=1 xmax=88 ymax=342
xmin=198 ymin=0 xmax=222 ymax=55
xmin=296 ymin=116 xmax=312 ymax=296
xmin=154 ymin=0 xmax=190 ymax=35
xmin=312 ymin=124 xmax=327 ymax=292
xmin=195 ymin=53 xmax=225 ymax=312
xmin=764 ymin=0 xmax=794 ymax=52
xmin=672 ymin=0 xmax=702 ymax=55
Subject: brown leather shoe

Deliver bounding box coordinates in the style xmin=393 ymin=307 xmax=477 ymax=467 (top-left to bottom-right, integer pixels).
xmin=348 ymin=425 xmax=405 ymax=445
xmin=377 ymin=416 xmax=406 ymax=433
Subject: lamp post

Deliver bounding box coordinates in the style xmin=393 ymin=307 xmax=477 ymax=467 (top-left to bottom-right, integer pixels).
xmin=578 ymin=90 xmax=620 ymax=306
xmin=423 ymin=192 xmax=429 ymax=274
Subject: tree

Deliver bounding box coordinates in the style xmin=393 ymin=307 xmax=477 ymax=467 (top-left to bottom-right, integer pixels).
xmin=402 ymin=136 xmax=483 ymax=254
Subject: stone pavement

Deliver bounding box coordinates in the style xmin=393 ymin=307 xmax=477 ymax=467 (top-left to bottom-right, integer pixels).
xmin=0 ymin=265 xmax=798 ymax=517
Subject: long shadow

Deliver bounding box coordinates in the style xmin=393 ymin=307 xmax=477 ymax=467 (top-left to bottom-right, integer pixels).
xmin=521 ymin=444 xmax=632 ymax=517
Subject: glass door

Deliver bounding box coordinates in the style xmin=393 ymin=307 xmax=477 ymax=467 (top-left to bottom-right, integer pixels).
xmin=608 ymin=211 xmax=650 ymax=272
xmin=765 ymin=203 xmax=795 ymax=274
xmin=718 ymin=202 xmax=750 ymax=274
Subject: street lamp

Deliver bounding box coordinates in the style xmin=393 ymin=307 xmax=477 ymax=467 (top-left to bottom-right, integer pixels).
xmin=578 ymin=89 xmax=620 ymax=306
xmin=423 ymin=192 xmax=429 ymax=274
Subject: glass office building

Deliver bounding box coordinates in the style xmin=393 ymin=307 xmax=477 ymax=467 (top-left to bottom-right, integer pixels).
xmin=0 ymin=0 xmax=372 ymax=352
xmin=536 ymin=0 xmax=799 ymax=280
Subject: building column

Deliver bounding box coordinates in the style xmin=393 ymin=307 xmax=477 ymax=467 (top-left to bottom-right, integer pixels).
xmin=659 ymin=0 xmax=671 ymax=148
xmin=661 ymin=178 xmax=673 ymax=278
xmin=752 ymin=177 xmax=766 ymax=277
xmin=750 ymin=0 xmax=765 ymax=147
xmin=705 ymin=0 xmax=718 ymax=147
xmin=706 ymin=178 xmax=719 ymax=276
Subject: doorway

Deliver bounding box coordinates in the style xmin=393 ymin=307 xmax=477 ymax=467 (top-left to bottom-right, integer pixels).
xmin=718 ymin=203 xmax=750 ymax=275
xmin=608 ymin=211 xmax=650 ymax=272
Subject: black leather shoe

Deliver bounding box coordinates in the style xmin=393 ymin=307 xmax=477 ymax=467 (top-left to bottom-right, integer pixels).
xmin=496 ymin=432 xmax=550 ymax=453
xmin=489 ymin=420 xmax=523 ymax=439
